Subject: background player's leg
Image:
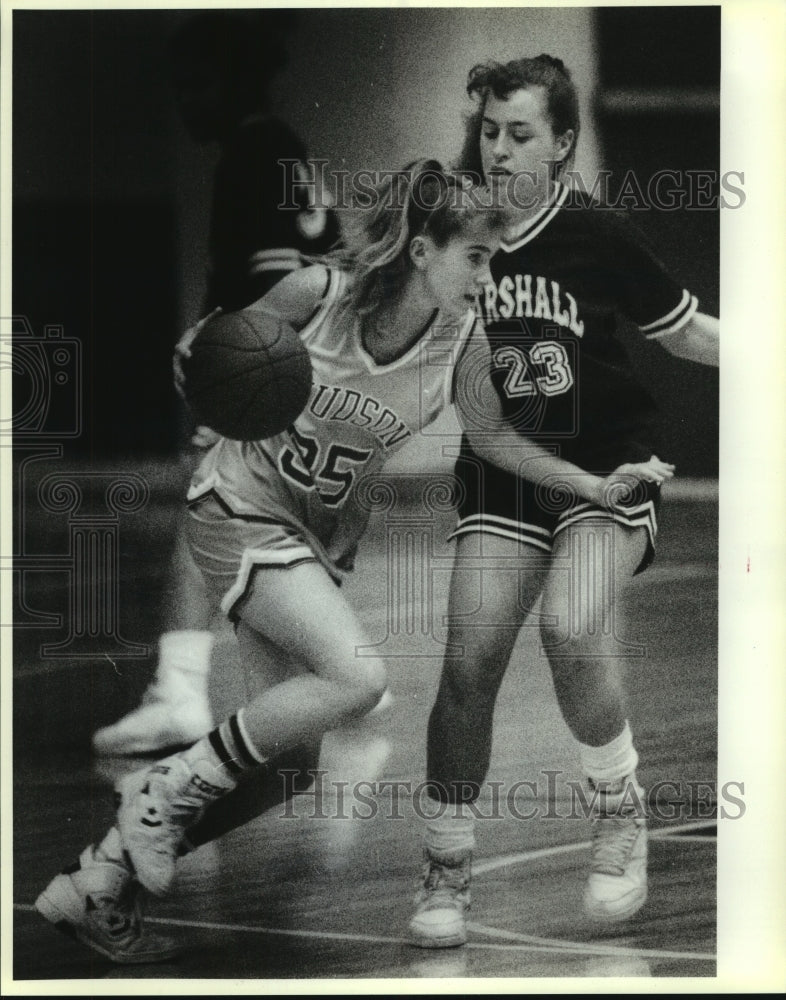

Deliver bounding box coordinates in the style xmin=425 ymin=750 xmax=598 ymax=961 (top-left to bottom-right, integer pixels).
xmin=539 ymin=519 xmax=649 ymax=922
xmin=411 ymin=532 xmax=548 ymax=949
xmin=92 ymin=515 xmax=215 ymax=755
xmin=165 ymin=514 xmax=215 ymax=632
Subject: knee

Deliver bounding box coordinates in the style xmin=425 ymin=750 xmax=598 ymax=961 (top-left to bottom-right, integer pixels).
xmin=344 ymin=659 xmax=388 ymax=718
xmin=540 ymin=619 xmax=604 ymax=663
xmin=539 ymin=626 xmax=623 ymax=700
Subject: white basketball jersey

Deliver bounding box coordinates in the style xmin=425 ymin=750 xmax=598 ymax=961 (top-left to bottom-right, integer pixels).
xmin=188 ymin=268 xmax=478 ymax=567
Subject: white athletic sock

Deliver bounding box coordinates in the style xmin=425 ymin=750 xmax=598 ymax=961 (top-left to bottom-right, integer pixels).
xmin=94 ymin=826 xmax=129 ymax=868
xmin=424 ymin=802 xmax=476 ymax=860
xmin=578 ymin=721 xmax=639 ymax=791
xmin=153 ymin=631 xmax=215 ymax=700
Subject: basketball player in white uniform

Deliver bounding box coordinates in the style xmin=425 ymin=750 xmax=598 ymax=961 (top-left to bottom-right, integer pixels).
xmin=35 ymin=162 xmax=506 ymax=963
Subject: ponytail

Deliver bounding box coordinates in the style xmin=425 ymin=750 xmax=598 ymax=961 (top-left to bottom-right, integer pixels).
xmin=329 ymin=160 xmax=501 ymax=323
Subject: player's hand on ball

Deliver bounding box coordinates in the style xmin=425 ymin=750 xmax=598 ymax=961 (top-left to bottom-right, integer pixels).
xmin=173 ymin=308 xmax=223 ymax=399
xmin=182 ymin=307 xmax=313 ymax=441
xmin=191 ymin=425 xmax=222 ymax=449
xmin=599 ymin=455 xmax=675 ymax=510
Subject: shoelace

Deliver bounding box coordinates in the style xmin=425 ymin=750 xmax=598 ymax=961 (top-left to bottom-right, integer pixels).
xmin=92 ymin=881 xmax=140 ymax=940
xmin=591 ymin=813 xmax=641 ymax=875
xmin=420 ymin=861 xmax=469 ymax=907
xmin=140 ymin=775 xmax=205 ymax=851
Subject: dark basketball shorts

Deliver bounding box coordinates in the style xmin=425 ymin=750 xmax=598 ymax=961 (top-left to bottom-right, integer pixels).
xmin=449 ymin=453 xmax=661 ymax=574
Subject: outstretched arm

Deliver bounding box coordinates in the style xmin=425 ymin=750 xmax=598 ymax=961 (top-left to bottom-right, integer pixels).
xmin=656 ymin=311 xmax=719 ymax=367
xmin=453 ymin=327 xmax=674 ymax=508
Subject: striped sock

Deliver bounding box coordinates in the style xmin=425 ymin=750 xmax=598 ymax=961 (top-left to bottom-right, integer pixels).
xmin=198 ymin=709 xmax=268 ymax=782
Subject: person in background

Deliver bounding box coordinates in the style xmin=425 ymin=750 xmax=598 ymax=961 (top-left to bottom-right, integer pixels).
xmin=93 ymin=10 xmax=340 ymax=757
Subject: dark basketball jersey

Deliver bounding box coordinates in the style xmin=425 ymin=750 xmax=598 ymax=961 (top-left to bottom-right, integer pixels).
xmin=471 ymin=181 xmax=698 ymax=471
xmin=206 ymin=114 xmax=341 ymax=312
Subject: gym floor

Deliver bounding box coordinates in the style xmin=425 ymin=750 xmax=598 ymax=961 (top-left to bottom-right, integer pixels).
xmin=10 ymin=455 xmax=718 ymax=985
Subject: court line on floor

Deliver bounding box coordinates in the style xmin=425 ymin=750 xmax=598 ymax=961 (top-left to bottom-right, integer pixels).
xmin=472 ymin=819 xmax=716 ymax=877
xmin=632 ymin=562 xmax=715 ymax=584
xmin=14 ymin=822 xmax=716 ymax=966
xmin=462 ymin=819 xmax=716 ymax=965
xmin=10 ymin=904 xmax=408 ymax=948
xmin=655 ymin=832 xmax=717 ymax=843
xmin=13 ymin=902 xmax=713 ymax=964
xmin=465 ymin=922 xmax=715 ymax=962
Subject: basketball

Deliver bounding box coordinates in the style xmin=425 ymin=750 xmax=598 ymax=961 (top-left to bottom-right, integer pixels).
xmin=183 ymin=308 xmax=313 ymax=441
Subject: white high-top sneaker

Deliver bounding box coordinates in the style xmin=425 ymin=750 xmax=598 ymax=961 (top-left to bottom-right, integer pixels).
xmin=409 ymin=848 xmax=472 ymax=949
xmin=583 ymin=777 xmax=647 ymax=921
xmin=36 ymin=844 xmax=180 ymax=964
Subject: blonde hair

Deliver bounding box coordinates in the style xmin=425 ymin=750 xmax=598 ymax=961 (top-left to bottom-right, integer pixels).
xmin=327 ymin=159 xmax=503 ymax=326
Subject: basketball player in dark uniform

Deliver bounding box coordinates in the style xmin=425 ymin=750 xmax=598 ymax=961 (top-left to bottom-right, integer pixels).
xmin=409 ymin=55 xmax=719 ymax=948
xmin=453 ymin=176 xmax=695 ymax=561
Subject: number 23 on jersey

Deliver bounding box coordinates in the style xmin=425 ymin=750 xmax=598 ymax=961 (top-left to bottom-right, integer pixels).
xmin=494 ymin=341 xmax=574 ymax=398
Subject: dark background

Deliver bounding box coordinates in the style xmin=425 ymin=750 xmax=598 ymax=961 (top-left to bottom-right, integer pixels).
xmin=12 ymin=6 xmax=719 ymax=472
xmin=594 ymin=7 xmax=720 ymax=476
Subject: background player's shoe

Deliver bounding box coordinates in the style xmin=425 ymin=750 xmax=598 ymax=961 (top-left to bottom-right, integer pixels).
xmin=408 ymin=849 xmax=471 ymax=949
xmin=92 ymin=630 xmax=215 ymax=756
xmin=583 ymin=778 xmax=647 ymax=921
xmin=116 ymin=754 xmax=225 ymax=896
xmin=367 ymin=687 xmax=395 ymax=719
xmin=35 ymin=845 xmax=180 ymax=965
xmin=92 ymin=685 xmax=213 ymax=757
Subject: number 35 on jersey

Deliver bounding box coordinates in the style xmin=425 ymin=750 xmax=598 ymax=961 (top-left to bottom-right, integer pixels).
xmin=280 ymin=427 xmax=372 ymax=507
